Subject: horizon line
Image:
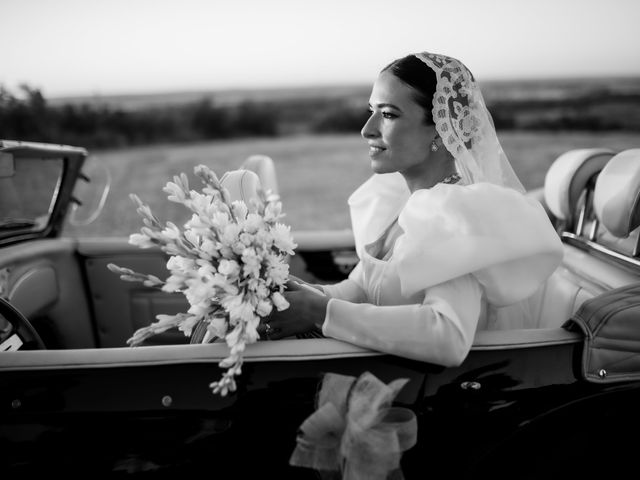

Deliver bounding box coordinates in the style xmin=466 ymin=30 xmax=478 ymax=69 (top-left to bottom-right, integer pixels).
xmin=42 ymin=74 xmax=640 ymax=101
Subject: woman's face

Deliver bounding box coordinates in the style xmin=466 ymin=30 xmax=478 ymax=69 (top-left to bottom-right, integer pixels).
xmin=361 ymin=70 xmax=434 ymax=176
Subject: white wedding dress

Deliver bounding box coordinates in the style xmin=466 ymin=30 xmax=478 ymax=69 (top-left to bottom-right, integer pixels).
xmin=320 ymin=172 xmax=563 ymax=367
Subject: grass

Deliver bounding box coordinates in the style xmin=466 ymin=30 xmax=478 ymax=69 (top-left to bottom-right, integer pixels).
xmin=63 ymin=131 xmax=640 ymax=237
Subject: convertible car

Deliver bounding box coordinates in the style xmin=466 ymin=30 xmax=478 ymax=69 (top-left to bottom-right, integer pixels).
xmin=1 ymin=139 xmax=640 ymax=479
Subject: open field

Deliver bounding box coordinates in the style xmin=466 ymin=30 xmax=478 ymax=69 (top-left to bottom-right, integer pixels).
xmin=49 ymin=76 xmax=640 ymax=110
xmin=64 ymin=131 xmax=640 ymax=237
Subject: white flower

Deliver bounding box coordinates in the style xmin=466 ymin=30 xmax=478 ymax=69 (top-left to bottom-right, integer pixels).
xmin=188 ymin=191 xmax=214 ymax=213
xmin=241 ymin=247 xmax=261 ymax=278
xmin=231 ymin=201 xmax=248 ymax=220
xmin=164 ymin=181 xmax=186 ymax=203
xmin=210 ymin=211 xmax=230 ymax=230
xmin=211 ymin=272 xmax=239 ymax=295
xmin=248 ymin=278 xmax=269 ymax=298
xmin=232 ymin=241 xmax=247 ymax=256
xmin=185 ymin=213 xmax=208 ymax=231
xmin=267 ymin=260 xmax=290 ymax=286
xmin=264 ymin=201 xmax=282 ymax=222
xmin=187 ymin=301 xmax=211 ymax=317
xmin=231 ymin=342 xmax=246 ymax=356
xmin=224 ymin=324 xmax=242 ymax=347
xmin=163 ymin=173 xmax=189 ymax=203
xmin=272 ymin=223 xmax=297 ymax=255
xmin=129 ymin=232 xmax=155 ymax=248
xmin=245 ymin=315 xmax=260 ymax=343
xmin=184 ymin=229 xmax=200 ymax=247
xmin=197 ymin=262 xmax=217 ymax=281
xmin=254 ymin=229 xmax=273 ymax=247
xmin=244 ymin=328 xmax=259 ymax=344
xmin=199 ymin=239 xmax=219 ymax=260
xmin=185 ymin=282 xmax=215 ymax=309
xmin=243 ymin=213 xmax=264 ymax=233
xmin=256 ymin=299 xmax=273 ymax=317
xmin=167 ymin=255 xmax=196 ymax=274
xmin=272 ymin=291 xmax=290 ymax=311
xmin=177 ymin=314 xmax=202 ymax=337
xmin=230 ymin=301 xmax=256 ymax=324
xmin=221 ymin=293 xmax=243 ymax=318
xmin=220 ymin=223 xmax=242 ymax=246
xmin=207 ymin=314 xmax=228 ymax=338
xmin=194 ymin=164 xmax=221 ymax=189
xmin=218 ymin=259 xmax=240 ymax=278
xmin=161 ymin=222 xmax=181 ymax=240
xmin=239 ymin=232 xmax=254 ymax=246
xmin=162 ymin=273 xmax=185 ymax=293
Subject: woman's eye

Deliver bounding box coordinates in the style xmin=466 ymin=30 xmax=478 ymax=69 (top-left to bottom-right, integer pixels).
xmin=366 ymin=108 xmax=397 ymax=119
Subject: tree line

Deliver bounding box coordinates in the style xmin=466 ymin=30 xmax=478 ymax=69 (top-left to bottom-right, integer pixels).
xmin=1 ymin=84 xmax=638 ymax=150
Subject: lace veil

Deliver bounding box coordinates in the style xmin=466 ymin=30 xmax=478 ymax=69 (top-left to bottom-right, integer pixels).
xmin=414 ymin=52 xmax=525 ymax=193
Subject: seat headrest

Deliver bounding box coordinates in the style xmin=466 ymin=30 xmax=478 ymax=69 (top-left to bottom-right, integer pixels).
xmin=241 ymin=155 xmax=279 ymax=195
xmin=544 ymin=148 xmax=615 ymax=222
xmin=220 ymin=169 xmax=262 ymax=210
xmin=594 ymin=149 xmax=640 ymax=238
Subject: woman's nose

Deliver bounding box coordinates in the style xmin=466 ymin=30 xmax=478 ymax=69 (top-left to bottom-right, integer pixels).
xmin=361 ymin=114 xmax=379 ymax=139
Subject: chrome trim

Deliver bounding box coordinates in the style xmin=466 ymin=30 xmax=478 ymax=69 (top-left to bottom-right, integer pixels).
xmin=47 ymin=163 xmax=64 ymax=218
xmin=575 ymin=200 xmax=586 ymax=235
xmin=589 ymin=218 xmax=599 ymax=241
xmin=562 ymin=232 xmax=640 ymax=270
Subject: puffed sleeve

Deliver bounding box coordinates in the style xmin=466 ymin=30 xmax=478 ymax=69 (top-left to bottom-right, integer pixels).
xmin=322 ymin=274 xmax=483 ymax=367
xmin=320 ymin=262 xmax=368 ymax=303
xmin=395 ymin=182 xmax=563 ymax=305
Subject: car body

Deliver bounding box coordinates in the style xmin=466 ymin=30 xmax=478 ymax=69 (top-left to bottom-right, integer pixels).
xmin=1 ymin=140 xmax=640 ymax=479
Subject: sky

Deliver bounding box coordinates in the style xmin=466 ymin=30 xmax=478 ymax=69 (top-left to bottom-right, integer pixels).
xmin=2 ymin=0 xmax=640 ymax=98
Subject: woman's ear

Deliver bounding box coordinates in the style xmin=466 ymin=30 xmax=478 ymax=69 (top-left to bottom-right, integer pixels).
xmin=429 ymin=130 xmax=440 ymax=152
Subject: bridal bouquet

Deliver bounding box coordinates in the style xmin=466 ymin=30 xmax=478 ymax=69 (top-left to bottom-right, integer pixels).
xmin=108 ymin=164 xmax=296 ymax=396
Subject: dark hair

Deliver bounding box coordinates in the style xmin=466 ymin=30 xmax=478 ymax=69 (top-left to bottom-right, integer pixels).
xmin=381 ymin=55 xmax=437 ymax=125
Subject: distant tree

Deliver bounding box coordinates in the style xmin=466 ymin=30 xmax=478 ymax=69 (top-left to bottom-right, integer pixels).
xmin=312 ymin=103 xmax=369 ymax=134
xmin=231 ymin=101 xmax=278 ymax=137
xmin=191 ymin=97 xmax=233 ymax=138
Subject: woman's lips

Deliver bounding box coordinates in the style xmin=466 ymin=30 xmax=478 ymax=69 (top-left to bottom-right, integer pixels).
xmin=368 ymin=145 xmax=386 ymax=156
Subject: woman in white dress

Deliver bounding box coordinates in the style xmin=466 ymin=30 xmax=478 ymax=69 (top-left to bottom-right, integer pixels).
xmin=262 ymin=52 xmax=563 ymax=367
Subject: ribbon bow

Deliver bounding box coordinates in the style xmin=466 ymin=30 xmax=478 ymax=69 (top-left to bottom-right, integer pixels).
xmin=289 ymin=371 xmax=417 ymax=480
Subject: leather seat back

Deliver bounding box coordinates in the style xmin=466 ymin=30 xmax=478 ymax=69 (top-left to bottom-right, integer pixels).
xmin=543 ymin=148 xmax=615 ymax=234
xmin=593 ymin=149 xmax=640 ymax=256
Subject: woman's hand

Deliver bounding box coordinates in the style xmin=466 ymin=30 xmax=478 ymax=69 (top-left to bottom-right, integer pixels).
xmin=286 ymin=275 xmax=324 ymax=294
xmin=260 ymin=288 xmax=329 ymax=340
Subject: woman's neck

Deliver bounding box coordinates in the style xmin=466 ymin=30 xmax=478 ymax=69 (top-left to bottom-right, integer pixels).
xmin=401 ymin=160 xmax=458 ymax=193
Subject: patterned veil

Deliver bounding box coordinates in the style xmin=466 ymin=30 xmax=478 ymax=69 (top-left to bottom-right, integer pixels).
xmin=414 ymin=52 xmax=526 ymax=193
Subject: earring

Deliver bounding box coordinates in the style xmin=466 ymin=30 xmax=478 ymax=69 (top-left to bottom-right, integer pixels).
xmin=430 ymin=140 xmax=438 ymax=152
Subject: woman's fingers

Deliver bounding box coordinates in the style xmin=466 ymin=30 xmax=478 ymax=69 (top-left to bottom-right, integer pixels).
xmin=287 ymin=279 xmax=326 ymax=296
xmin=258 ymin=289 xmax=328 ymax=340
xmin=268 ymin=315 xmax=290 ymax=337
xmin=287 ymin=274 xmax=308 ymax=289
xmin=286 ymin=279 xmax=303 ymax=291
xmin=258 ymin=318 xmax=284 ymax=340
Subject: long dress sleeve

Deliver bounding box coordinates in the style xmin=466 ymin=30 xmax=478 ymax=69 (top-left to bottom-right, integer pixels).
xmin=323 ymin=274 xmax=483 ymax=367
xmin=320 ymin=262 xmax=368 ymax=303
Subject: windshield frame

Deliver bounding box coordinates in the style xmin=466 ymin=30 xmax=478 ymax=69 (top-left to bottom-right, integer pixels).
xmin=0 ymin=140 xmax=87 ymax=247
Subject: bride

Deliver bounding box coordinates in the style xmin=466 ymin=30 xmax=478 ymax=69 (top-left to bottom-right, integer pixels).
xmin=261 ymin=51 xmax=563 ymax=366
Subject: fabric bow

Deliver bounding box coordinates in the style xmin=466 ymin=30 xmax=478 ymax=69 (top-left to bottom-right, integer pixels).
xmin=289 ymin=371 xmax=417 ymax=480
